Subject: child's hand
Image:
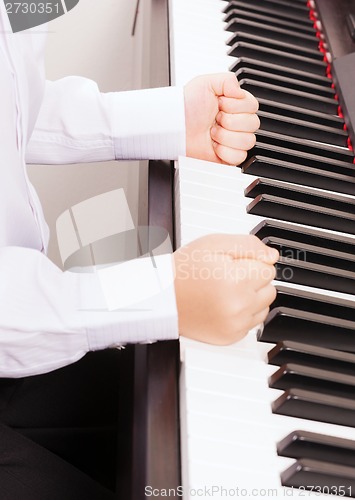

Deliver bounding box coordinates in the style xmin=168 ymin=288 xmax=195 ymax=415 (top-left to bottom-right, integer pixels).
xmin=184 ymin=73 xmax=260 ymax=165
xmin=173 ymin=234 xmax=278 ymax=345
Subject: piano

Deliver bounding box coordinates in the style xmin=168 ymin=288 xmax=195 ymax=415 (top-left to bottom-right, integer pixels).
xmin=172 ymin=0 xmax=355 ymax=498
xmin=124 ymin=1 xmax=355 ymax=499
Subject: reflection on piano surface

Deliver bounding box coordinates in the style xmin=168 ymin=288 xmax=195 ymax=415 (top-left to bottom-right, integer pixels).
xmin=170 ymin=0 xmax=355 ymax=498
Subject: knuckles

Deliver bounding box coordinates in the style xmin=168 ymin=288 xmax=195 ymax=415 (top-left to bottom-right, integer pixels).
xmin=244 ymin=132 xmax=256 ymax=150
xmin=244 ymin=92 xmax=259 ymax=113
xmin=269 ymin=285 xmax=277 ymax=302
xmin=253 ymin=114 xmax=261 ymax=131
xmin=218 ymin=111 xmax=260 ymax=133
xmin=232 ymin=149 xmax=248 ymax=166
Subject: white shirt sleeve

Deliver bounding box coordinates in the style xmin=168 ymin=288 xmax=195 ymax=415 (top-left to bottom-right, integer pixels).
xmin=25 ymin=77 xmax=186 ymax=164
xmin=0 ymin=247 xmax=178 ymax=378
xmin=18 ymin=77 xmax=185 ymax=377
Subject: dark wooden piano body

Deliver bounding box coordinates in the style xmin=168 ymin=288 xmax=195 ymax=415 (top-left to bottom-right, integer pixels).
xmin=116 ymin=2 xmax=180 ymax=498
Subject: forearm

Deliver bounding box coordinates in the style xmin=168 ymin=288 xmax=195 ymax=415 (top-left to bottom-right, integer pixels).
xmin=0 ymin=247 xmax=178 ymax=378
xmin=26 ymin=78 xmax=186 ymax=164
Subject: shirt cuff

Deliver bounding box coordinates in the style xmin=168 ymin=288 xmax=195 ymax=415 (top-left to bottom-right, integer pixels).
xmin=78 ymin=254 xmax=179 ymax=350
xmin=109 ymin=86 xmax=186 ymax=160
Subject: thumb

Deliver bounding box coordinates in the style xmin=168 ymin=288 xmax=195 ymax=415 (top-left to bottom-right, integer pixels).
xmin=226 ymin=235 xmax=279 ymax=264
xmin=208 ymin=72 xmax=245 ymax=99
xmin=199 ymin=234 xmax=279 ymax=264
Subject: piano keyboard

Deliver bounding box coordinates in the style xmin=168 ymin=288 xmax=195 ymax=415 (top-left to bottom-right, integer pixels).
xmin=169 ymin=0 xmax=355 ymax=498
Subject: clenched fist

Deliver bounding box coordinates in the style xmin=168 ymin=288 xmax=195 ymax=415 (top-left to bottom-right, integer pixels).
xmin=184 ymin=72 xmax=260 ymax=165
xmin=173 ymin=234 xmax=278 ymax=345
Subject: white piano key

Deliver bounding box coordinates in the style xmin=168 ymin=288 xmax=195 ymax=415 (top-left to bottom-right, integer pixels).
xmin=179 ymin=207 xmax=262 ymax=234
xmin=186 ymin=460 xmax=282 ymax=492
xmin=180 ymin=330 xmax=270 ymax=359
xmin=185 ymin=460 xmax=330 ymax=500
xmin=179 ymin=194 xmax=249 ymax=216
xmin=169 ymin=0 xmax=234 ymax=86
xmin=184 ymin=385 xmax=274 ymax=418
xmin=177 ymin=164 xmax=249 ymax=183
xmin=186 ymin=412 xmax=294 ymax=449
xmin=187 ymin=435 xmax=294 ymax=472
xmin=178 ymin=170 xmax=247 ymax=194
xmin=184 ymin=367 xmax=276 ymax=406
xmin=178 ymin=183 xmax=246 ymax=206
xmin=178 ymin=224 xmax=220 ymax=244
xmin=177 ymin=156 xmax=246 ymax=179
xmin=180 ymin=197 xmax=247 ymax=220
xmin=184 ymin=344 xmax=269 ymax=371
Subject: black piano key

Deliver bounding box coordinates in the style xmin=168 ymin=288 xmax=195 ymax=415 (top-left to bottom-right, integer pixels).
xmin=260 ymin=307 xmax=355 ymax=352
xmin=240 ymin=78 xmax=338 ymax=114
xmin=242 ymin=156 xmax=355 ymax=194
xmin=223 ymin=1 xmax=314 ymax=26
xmin=269 ymin=363 xmax=355 ymax=399
xmin=277 ymin=430 xmax=355 ymax=468
xmin=224 ymin=10 xmax=317 ymax=36
xmin=248 ymin=194 xmax=355 ymax=234
xmin=245 ymin=177 xmax=355 ymax=212
xmin=256 ymin=130 xmax=352 ymax=163
xmin=275 ymin=255 xmax=355 ymax=294
xmin=231 ymin=59 xmax=332 ymax=88
xmin=252 ymin=142 xmax=355 ymax=171
xmin=281 ymin=458 xmax=355 ymax=496
xmin=272 ymin=388 xmax=355 ymax=427
xmin=262 ymin=236 xmax=355 ymax=272
xmin=268 ymin=341 xmax=355 ymax=376
xmin=252 ymin=220 xmax=355 ymax=257
xmin=247 ymin=144 xmax=355 ymax=176
xmin=236 ymin=68 xmax=335 ymax=98
xmin=271 ymin=283 xmax=355 ymax=321
xmin=224 ymin=0 xmax=311 ymax=23
xmin=256 ymin=111 xmax=347 ymax=146
xmin=278 ymin=0 xmax=308 ymax=4
xmin=245 ymin=0 xmax=310 ymax=14
xmin=227 ymin=32 xmax=323 ymax=60
xmin=279 ymin=0 xmax=309 ymax=3
xmin=257 ymin=98 xmax=344 ymax=129
xmin=229 ymin=42 xmax=328 ymax=76
xmin=225 ymin=20 xmax=319 ymax=50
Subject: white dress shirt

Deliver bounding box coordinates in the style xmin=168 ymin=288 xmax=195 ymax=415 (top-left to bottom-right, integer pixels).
xmin=0 ymin=4 xmax=185 ymax=377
